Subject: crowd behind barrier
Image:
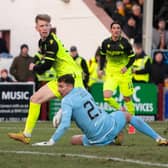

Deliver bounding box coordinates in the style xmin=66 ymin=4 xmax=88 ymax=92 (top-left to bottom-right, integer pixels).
xmin=96 ymin=0 xmax=168 ymax=45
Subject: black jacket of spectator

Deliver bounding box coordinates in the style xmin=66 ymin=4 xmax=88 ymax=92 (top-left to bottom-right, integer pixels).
xmin=0 ymin=76 xmax=13 ymax=82
xmin=123 ymin=22 xmax=137 ymax=39
xmin=150 ymin=52 xmax=168 ymax=85
xmin=10 ymin=54 xmax=35 ymax=82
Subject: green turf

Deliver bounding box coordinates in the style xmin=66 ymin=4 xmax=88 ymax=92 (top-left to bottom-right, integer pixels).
xmin=1 ymin=121 xmax=168 ymax=168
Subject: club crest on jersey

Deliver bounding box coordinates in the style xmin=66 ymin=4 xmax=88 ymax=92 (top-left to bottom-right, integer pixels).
xmin=107 ymin=44 xmax=111 ymax=48
xmin=119 ymin=43 xmax=124 ymax=49
xmin=50 ymin=39 xmax=54 ymax=45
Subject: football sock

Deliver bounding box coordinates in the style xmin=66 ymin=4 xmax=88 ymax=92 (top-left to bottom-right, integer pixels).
xmin=125 ymin=100 xmax=135 ymax=115
xmin=104 ymin=97 xmax=120 ymax=110
xmin=24 ymin=102 xmax=41 ymax=137
xmin=130 ymin=116 xmax=161 ymax=140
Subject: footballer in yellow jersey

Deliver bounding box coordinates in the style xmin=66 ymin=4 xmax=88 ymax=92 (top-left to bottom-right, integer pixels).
xmin=99 ymin=21 xmax=135 ymax=115
xmin=8 ymin=14 xmax=83 ymax=144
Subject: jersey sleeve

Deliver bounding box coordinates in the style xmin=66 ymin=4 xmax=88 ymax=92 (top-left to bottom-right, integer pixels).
xmin=100 ymin=40 xmax=107 ymax=55
xmin=45 ymin=40 xmax=58 ymax=61
xmin=81 ymin=58 xmax=89 ymax=83
xmin=51 ymin=99 xmax=72 ymax=142
xmin=123 ymin=38 xmax=135 ymax=68
xmin=124 ymin=38 xmax=135 ymax=58
xmin=33 ymin=39 xmax=58 ymax=74
xmin=99 ymin=40 xmax=107 ymax=70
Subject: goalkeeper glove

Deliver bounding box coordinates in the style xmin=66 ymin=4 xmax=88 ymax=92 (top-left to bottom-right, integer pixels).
xmin=32 ymin=139 xmax=55 ymax=146
xmin=53 ymin=109 xmax=62 ymax=128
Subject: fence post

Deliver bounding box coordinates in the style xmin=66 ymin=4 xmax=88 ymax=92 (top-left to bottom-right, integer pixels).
xmin=157 ymin=84 xmax=164 ymax=120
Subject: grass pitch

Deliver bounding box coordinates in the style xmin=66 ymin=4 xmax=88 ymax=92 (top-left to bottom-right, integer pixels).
xmin=1 ymin=121 xmax=168 ymax=168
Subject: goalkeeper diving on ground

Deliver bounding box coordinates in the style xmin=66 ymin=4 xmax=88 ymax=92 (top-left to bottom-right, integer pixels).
xmin=26 ymin=74 xmax=168 ymax=146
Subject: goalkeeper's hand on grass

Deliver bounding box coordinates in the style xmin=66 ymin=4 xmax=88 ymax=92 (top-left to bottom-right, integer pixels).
xmin=32 ymin=139 xmax=55 ymax=146
xmin=53 ymin=109 xmax=62 ymax=128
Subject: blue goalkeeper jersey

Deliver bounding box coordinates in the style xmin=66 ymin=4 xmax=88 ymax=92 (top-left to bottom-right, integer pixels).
xmin=51 ymin=88 xmax=116 ymax=143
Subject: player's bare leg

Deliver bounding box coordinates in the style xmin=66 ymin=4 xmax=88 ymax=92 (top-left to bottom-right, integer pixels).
xmin=104 ymin=90 xmax=120 ymax=110
xmin=71 ymin=135 xmax=83 ymax=145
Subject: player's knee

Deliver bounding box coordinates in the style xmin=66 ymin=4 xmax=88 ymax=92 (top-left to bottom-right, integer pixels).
xmin=30 ymin=94 xmax=40 ymax=103
xmin=30 ymin=95 xmax=35 ymax=102
xmin=123 ymin=96 xmax=131 ymax=102
xmin=103 ymin=90 xmax=113 ymax=98
xmin=71 ymin=135 xmax=83 ymax=145
xmin=125 ymin=112 xmax=132 ymax=122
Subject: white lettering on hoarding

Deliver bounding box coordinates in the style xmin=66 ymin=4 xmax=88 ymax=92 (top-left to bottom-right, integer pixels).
xmin=1 ymin=91 xmax=29 ymax=100
xmin=133 ymin=86 xmax=141 ymax=102
xmin=135 ymin=103 xmax=153 ymax=112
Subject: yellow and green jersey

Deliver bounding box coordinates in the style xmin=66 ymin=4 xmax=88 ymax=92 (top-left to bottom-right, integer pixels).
xmin=51 ymin=33 xmax=82 ymax=77
xmin=34 ymin=52 xmax=56 ymax=81
xmin=34 ymin=32 xmax=82 ymax=79
xmin=100 ymin=36 xmax=135 ymax=74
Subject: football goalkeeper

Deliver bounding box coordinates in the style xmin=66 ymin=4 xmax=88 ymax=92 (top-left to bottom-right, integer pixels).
xmin=32 ymin=74 xmax=168 ymax=146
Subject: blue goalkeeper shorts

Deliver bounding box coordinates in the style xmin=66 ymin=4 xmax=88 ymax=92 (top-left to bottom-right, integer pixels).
xmin=82 ymin=111 xmax=126 ymax=146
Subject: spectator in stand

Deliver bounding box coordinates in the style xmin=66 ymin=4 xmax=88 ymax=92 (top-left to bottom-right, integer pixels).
xmin=131 ymin=3 xmax=142 ymax=43
xmin=70 ymin=46 xmax=89 ymax=89
xmin=111 ymin=1 xmax=128 ymax=26
xmin=122 ymin=0 xmax=133 ymax=14
xmin=87 ymin=46 xmax=104 ymax=88
xmin=150 ymin=51 xmax=168 ymax=85
xmin=135 ymin=0 xmax=144 ymax=12
xmin=10 ymin=44 xmax=35 ymax=82
xmin=132 ymin=43 xmax=152 ymax=83
xmin=152 ymin=19 xmax=168 ymax=49
xmin=155 ymin=0 xmax=168 ymax=27
xmin=0 ymin=69 xmax=13 ymax=82
xmin=123 ymin=15 xmax=138 ymax=43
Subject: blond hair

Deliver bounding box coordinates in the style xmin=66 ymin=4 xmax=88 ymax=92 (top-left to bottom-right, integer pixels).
xmin=35 ymin=14 xmax=51 ymax=23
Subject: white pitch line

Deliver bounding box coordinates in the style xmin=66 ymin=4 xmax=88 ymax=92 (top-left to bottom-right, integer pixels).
xmin=0 ymin=126 xmax=78 ymax=130
xmin=0 ymin=150 xmax=168 ymax=168
xmin=0 ymin=126 xmax=164 ymax=131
